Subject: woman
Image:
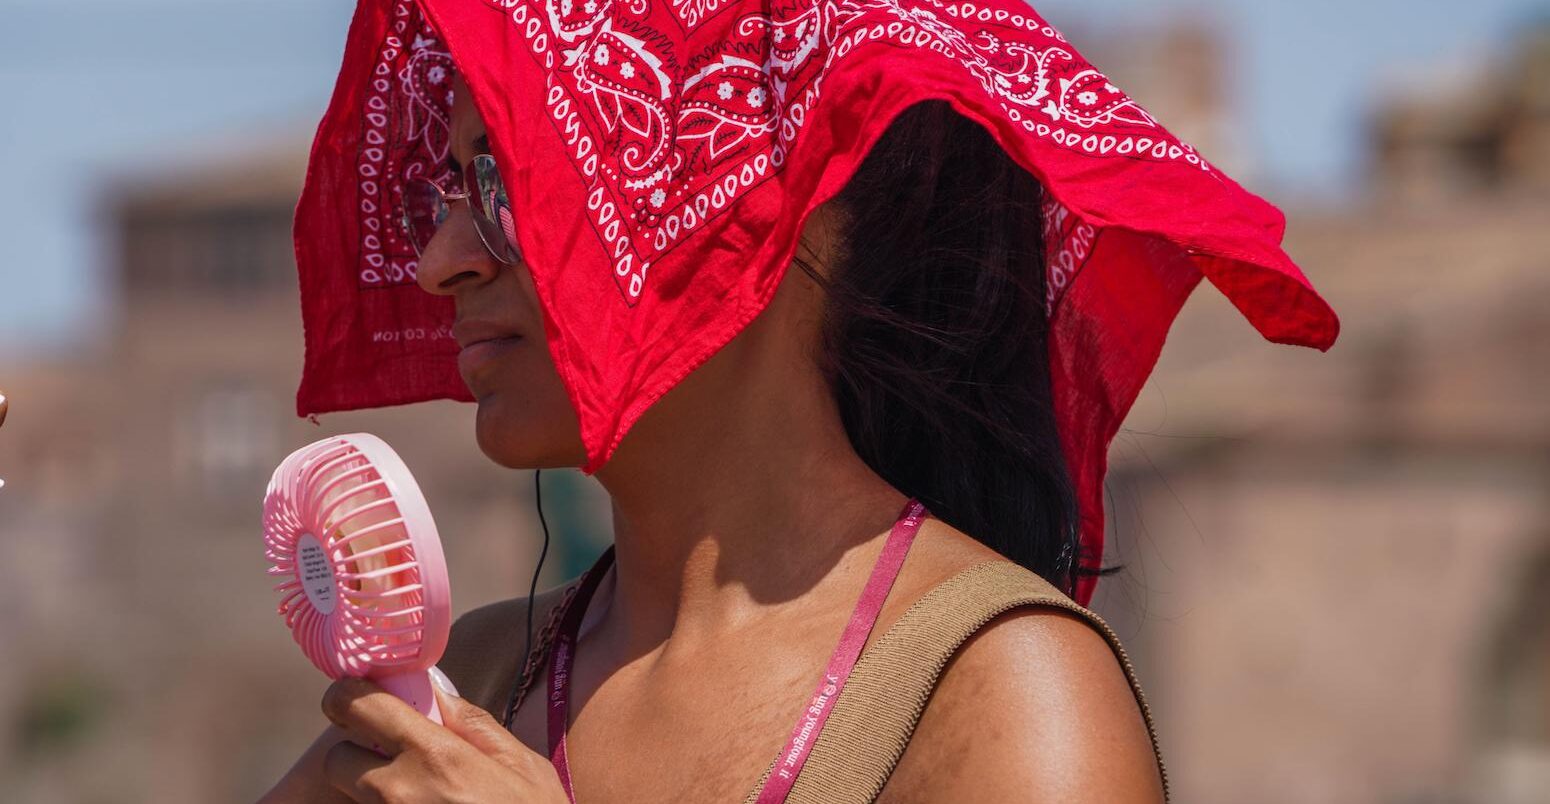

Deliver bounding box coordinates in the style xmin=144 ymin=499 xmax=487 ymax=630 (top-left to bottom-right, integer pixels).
xmin=266 ymin=0 xmax=1337 ymax=800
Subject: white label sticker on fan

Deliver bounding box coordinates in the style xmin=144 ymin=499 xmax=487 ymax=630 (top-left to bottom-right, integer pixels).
xmin=297 ymin=532 xmax=338 ymax=615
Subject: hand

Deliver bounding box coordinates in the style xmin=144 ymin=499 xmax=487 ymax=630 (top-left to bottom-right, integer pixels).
xmin=319 ymin=669 xmax=569 ymax=803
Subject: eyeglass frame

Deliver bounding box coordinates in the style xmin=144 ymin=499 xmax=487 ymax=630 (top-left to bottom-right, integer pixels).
xmin=398 ymin=153 xmax=521 ymax=266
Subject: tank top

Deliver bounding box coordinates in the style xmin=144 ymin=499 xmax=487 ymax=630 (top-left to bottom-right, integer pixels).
xmin=437 ymin=559 xmax=1169 ymax=802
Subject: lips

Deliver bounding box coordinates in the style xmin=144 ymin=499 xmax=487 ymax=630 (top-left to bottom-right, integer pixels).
xmin=457 ymin=335 xmax=521 ymax=380
xmin=452 ymin=320 xmax=523 ymax=351
xmin=452 ymin=321 xmax=523 ymax=382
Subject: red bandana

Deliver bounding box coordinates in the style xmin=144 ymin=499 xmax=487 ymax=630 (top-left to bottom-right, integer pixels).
xmin=294 ymin=0 xmax=1339 ymax=604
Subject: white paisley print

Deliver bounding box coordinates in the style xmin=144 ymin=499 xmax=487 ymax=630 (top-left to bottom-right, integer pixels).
xmin=354 ymin=0 xmax=1210 ymax=307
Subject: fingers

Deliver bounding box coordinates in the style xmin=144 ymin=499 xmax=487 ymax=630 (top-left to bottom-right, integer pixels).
xmin=318 ymin=673 xmax=568 ymax=803
xmin=323 ymin=738 xmax=395 ymax=803
xmin=432 ymin=682 xmax=518 ymax=763
xmin=321 ymin=676 xmax=442 ymax=759
xmin=432 ymin=681 xmax=560 ymax=786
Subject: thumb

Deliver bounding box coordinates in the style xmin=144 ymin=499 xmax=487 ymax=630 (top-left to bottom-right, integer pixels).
xmin=430 ymin=666 xmax=537 ymax=768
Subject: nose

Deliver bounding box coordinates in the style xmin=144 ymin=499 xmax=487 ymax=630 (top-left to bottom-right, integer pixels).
xmin=414 ymin=201 xmax=499 ymax=296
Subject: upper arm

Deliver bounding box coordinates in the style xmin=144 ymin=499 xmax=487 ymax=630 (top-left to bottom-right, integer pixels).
xmin=886 ymin=607 xmax=1164 ymax=803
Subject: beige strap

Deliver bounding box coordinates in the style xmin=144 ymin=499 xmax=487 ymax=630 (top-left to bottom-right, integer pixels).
xmin=742 ymin=560 xmax=1169 ymax=803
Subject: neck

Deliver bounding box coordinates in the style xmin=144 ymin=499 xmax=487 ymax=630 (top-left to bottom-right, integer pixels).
xmin=591 ymin=317 xmax=905 ymax=656
xmin=593 ymin=402 xmax=905 ymax=656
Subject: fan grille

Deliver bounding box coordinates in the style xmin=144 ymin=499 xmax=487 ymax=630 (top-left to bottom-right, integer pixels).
xmin=264 ymin=437 xmax=434 ymax=679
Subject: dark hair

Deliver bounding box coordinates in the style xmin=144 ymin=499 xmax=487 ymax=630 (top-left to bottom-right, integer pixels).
xmin=794 ymin=100 xmax=1088 ymax=594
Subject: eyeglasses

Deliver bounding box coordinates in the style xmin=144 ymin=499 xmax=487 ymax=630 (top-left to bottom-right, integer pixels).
xmin=400 ymin=153 xmax=521 ymax=265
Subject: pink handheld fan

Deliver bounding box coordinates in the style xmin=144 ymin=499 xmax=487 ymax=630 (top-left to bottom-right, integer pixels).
xmin=263 ymin=433 xmax=451 ymax=725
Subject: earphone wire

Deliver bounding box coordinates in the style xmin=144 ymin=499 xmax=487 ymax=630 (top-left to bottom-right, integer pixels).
xmin=505 ymin=467 xmax=551 ymax=730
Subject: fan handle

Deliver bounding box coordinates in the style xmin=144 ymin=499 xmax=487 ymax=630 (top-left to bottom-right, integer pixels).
xmin=377 ymin=669 xmax=444 ymax=725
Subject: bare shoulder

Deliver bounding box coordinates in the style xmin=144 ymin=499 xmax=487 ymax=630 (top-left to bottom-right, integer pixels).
xmin=438 ymin=579 xmax=581 ymax=713
xmin=880 ymin=600 xmax=1165 ymax=803
xmin=445 ymin=575 xmax=581 ymax=649
xmin=896 ymin=516 xmax=1015 ymax=588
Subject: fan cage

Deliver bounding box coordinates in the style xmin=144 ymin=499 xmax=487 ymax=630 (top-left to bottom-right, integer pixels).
xmin=264 ymin=437 xmax=435 ymax=679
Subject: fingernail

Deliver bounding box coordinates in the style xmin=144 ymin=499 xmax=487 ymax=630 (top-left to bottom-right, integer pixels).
xmin=429 ymin=666 xmax=460 ymax=698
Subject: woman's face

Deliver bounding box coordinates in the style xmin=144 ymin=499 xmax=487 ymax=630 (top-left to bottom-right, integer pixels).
xmin=419 ymin=75 xmax=841 ymax=474
xmin=415 ymin=76 xmax=588 ymax=470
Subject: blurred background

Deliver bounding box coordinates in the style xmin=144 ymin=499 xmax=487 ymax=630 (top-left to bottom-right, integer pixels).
xmin=1 ymin=0 xmax=1548 ymax=801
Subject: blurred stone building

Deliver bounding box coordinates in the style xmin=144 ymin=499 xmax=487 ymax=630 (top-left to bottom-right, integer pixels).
xmin=2 ymin=16 xmax=1547 ymax=804
xmin=1091 ymin=24 xmax=1550 ymax=804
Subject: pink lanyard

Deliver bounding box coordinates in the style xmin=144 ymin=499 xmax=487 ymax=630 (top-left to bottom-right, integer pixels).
xmin=546 ymin=498 xmax=929 ymax=803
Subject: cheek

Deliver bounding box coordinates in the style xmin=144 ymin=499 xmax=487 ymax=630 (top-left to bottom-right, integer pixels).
xmin=472 ymin=338 xmax=587 ymax=468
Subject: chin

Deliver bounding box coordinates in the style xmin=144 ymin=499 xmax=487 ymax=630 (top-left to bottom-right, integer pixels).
xmin=473 ymin=390 xmax=587 ymax=470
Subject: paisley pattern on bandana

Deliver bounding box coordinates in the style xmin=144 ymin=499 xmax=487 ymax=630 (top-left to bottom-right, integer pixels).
xmin=354 ymin=15 xmax=457 ymax=287
xmin=355 ymin=0 xmax=1202 ymax=304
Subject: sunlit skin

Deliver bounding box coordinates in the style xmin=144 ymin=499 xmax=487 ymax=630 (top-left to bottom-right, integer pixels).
xmin=262 ymin=75 xmax=1164 ymax=803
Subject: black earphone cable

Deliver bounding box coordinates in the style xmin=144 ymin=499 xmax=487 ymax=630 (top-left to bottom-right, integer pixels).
xmin=504 ymin=467 xmax=551 ymax=730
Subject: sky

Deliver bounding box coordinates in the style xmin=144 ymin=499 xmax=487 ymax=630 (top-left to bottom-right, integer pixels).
xmin=2 ymin=0 xmax=1546 ymax=354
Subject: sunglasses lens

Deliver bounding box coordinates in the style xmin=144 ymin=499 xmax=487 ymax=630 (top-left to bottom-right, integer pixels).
xmin=467 ymin=155 xmax=521 ymax=264
xmin=401 ymin=179 xmax=445 ymax=257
